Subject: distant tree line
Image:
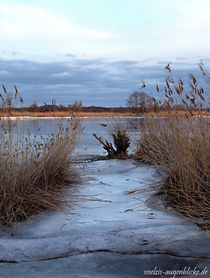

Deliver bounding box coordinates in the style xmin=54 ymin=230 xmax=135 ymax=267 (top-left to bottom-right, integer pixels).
xmin=0 ymin=85 xmax=208 ymax=115
xmin=8 ymin=98 xmax=130 ymax=113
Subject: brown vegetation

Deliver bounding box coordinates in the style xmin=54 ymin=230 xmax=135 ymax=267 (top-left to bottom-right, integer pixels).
xmin=0 ymin=110 xmax=134 ymax=118
xmin=135 ymin=64 xmax=210 ymax=226
xmin=93 ymin=123 xmax=130 ymax=158
xmin=0 ymin=86 xmax=81 ymax=226
xmin=0 ymin=110 xmax=209 ymax=118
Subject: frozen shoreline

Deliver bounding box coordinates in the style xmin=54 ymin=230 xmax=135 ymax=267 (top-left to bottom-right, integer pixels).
xmin=0 ymin=115 xmax=209 ymax=120
xmin=0 ymin=159 xmax=209 ymax=277
xmin=0 ymin=116 xmax=146 ymax=120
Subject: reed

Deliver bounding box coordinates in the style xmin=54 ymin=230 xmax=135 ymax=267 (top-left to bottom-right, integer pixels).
xmin=0 ymin=86 xmax=81 ymax=226
xmin=93 ymin=122 xmax=130 ymax=158
xmin=135 ymin=63 xmax=210 ymax=226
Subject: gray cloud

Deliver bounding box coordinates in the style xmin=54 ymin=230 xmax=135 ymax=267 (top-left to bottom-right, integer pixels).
xmin=65 ymin=53 xmax=76 ymax=58
xmin=0 ymin=57 xmax=209 ymax=107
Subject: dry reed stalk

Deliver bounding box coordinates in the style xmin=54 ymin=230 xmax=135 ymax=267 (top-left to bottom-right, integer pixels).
xmin=0 ymin=120 xmax=81 ymax=226
xmin=135 ymin=64 xmax=210 ymax=226
xmin=0 ymin=85 xmax=81 ymax=226
xmin=93 ymin=122 xmax=130 ymax=158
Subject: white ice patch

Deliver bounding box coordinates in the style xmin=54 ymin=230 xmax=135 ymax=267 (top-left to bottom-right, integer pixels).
xmin=0 ymin=159 xmax=209 ymax=263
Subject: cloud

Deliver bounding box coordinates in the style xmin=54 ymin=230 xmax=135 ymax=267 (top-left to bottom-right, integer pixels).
xmin=0 ymin=2 xmax=115 ymax=59
xmin=0 ymin=57 xmax=209 ymax=107
xmin=0 ymin=2 xmax=112 ymax=39
xmin=0 ymin=0 xmax=209 ymax=61
xmin=65 ymin=54 xmax=76 ymax=58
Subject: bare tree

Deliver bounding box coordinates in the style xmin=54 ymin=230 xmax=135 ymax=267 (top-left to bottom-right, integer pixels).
xmin=72 ymin=100 xmax=82 ymax=112
xmin=127 ymin=91 xmax=153 ymax=114
xmin=51 ymin=98 xmax=57 ymax=111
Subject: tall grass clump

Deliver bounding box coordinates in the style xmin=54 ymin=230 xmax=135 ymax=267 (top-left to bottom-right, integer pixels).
xmin=93 ymin=122 xmax=130 ymax=158
xmin=0 ymin=85 xmax=81 ymax=226
xmin=0 ymin=84 xmax=23 ymax=115
xmin=135 ymin=64 xmax=209 ymax=225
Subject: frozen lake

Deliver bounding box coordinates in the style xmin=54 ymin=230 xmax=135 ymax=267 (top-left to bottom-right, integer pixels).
xmin=0 ymin=158 xmax=209 ymax=278
xmin=1 ymin=117 xmax=143 ymax=157
xmin=0 ymin=117 xmax=209 ymax=278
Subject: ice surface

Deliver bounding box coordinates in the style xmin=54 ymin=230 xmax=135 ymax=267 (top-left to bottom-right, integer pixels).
xmin=0 ymin=159 xmax=209 ymax=277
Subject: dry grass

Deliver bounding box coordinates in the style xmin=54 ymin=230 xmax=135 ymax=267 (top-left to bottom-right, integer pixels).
xmin=0 ymin=120 xmax=81 ymax=226
xmin=0 ymin=110 xmax=209 ymax=118
xmin=0 ymin=111 xmax=135 ymax=118
xmin=139 ymin=110 xmax=210 ymax=117
xmin=93 ymin=122 xmax=130 ymax=158
xmin=135 ymin=64 xmax=210 ymax=225
xmin=0 ymin=85 xmax=81 ymax=226
xmin=136 ymin=117 xmax=209 ymax=220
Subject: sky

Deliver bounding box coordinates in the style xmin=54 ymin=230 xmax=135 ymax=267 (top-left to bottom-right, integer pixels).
xmin=0 ymin=0 xmax=210 ymax=106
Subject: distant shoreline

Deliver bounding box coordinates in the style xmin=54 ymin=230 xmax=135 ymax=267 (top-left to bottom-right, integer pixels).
xmin=0 ymin=110 xmax=209 ymax=118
